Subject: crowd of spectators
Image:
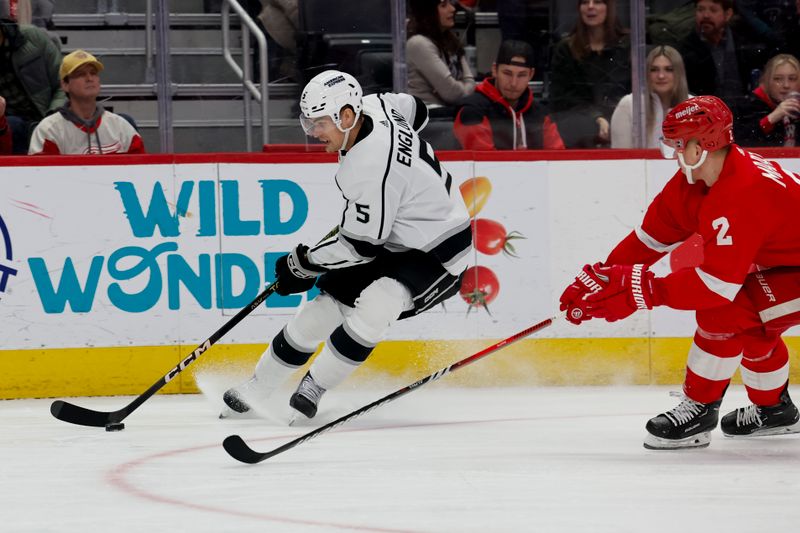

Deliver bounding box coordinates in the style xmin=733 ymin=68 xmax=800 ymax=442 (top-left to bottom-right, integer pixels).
xmin=405 ymin=0 xmax=800 ymax=151
xmin=3 ymin=0 xmax=800 ymax=155
xmin=0 ymin=1 xmax=145 ymax=155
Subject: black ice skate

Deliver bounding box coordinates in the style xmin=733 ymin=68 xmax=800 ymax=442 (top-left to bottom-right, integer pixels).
xmin=643 ymin=393 xmax=722 ymax=450
xmin=721 ymin=386 xmax=800 ymax=437
xmin=289 ymin=372 xmax=326 ymax=419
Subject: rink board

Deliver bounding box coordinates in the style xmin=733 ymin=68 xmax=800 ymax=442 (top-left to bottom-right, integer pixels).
xmin=1 ymin=149 xmax=799 ymax=398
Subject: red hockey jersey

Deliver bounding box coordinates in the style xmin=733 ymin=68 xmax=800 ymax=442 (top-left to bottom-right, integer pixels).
xmin=606 ymin=145 xmax=800 ymax=310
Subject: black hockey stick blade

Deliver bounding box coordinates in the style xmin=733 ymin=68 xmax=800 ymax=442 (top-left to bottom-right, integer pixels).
xmin=223 ymin=435 xmax=270 ymax=464
xmin=50 ymin=400 xmax=120 ymax=427
xmin=49 ymin=282 xmax=280 ymax=427
xmin=223 ymin=314 xmax=560 ymax=464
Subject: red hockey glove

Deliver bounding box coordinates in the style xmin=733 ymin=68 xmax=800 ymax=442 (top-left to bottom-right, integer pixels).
xmin=559 ymin=263 xmax=609 ymax=325
xmin=584 ymin=264 xmax=657 ymax=322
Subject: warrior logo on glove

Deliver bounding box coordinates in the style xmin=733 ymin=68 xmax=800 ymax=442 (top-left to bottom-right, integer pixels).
xmin=559 ymin=263 xmax=609 ymax=325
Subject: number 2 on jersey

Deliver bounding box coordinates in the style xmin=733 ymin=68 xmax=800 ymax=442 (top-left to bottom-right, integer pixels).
xmin=712 ymin=217 xmax=733 ymax=246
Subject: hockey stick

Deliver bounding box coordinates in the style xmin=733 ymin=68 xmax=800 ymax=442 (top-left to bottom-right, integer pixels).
xmin=50 ymin=227 xmax=340 ymax=428
xmin=223 ymin=313 xmax=561 ymax=464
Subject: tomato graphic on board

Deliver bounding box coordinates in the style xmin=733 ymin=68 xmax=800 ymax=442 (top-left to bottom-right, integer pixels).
xmin=459 ymin=176 xmax=492 ymax=218
xmin=459 ymin=265 xmax=500 ymax=313
xmin=471 ymin=218 xmax=525 ymax=257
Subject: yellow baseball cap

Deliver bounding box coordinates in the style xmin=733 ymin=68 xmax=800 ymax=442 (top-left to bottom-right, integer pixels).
xmin=60 ymin=49 xmax=104 ymax=80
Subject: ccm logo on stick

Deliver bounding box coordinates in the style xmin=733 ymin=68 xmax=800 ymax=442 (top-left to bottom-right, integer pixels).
xmin=165 ymin=340 xmax=212 ymax=382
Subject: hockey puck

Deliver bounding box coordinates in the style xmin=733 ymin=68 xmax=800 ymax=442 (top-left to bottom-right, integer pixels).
xmin=105 ymin=422 xmax=125 ymax=432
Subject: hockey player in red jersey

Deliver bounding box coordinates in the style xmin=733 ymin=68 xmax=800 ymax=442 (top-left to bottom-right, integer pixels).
xmin=560 ymin=95 xmax=800 ymax=449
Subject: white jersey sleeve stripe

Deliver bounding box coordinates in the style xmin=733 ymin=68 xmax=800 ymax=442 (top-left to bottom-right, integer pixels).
xmin=740 ymin=361 xmax=790 ymax=391
xmin=695 ymin=267 xmax=742 ymax=301
xmin=635 ymin=226 xmax=682 ymax=253
xmin=687 ymin=343 xmax=742 ymax=381
xmin=758 ymin=297 xmax=800 ymax=323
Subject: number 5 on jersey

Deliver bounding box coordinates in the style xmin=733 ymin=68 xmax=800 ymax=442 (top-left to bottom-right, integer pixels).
xmin=355 ymin=203 xmax=370 ymax=223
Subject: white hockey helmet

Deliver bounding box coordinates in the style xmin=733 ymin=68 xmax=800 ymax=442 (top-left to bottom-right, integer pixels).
xmin=299 ymin=70 xmax=363 ymax=135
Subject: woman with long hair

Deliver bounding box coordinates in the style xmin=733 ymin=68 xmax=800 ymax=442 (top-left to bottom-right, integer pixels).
xmin=407 ymin=0 xmax=475 ymax=107
xmin=611 ymin=45 xmax=690 ymax=148
xmin=735 ymin=53 xmax=800 ymax=147
xmin=550 ymin=0 xmax=630 ymax=147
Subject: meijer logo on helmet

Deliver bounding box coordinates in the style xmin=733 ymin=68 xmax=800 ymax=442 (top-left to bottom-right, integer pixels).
xmin=675 ymin=104 xmax=700 ymax=119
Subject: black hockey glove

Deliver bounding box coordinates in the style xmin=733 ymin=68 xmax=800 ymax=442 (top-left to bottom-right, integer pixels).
xmin=274 ymin=244 xmax=326 ymax=296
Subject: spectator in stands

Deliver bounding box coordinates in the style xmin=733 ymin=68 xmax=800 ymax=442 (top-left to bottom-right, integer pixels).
xmin=258 ymin=0 xmax=299 ymax=81
xmin=28 ymin=50 xmax=145 ymax=155
xmin=0 ymin=95 xmax=12 ymax=154
xmin=734 ymin=53 xmax=800 ymax=147
xmin=611 ymin=45 xmax=691 ymax=148
xmin=0 ymin=16 xmax=65 ymax=153
xmin=453 ymin=39 xmax=565 ymax=150
xmin=407 ymin=0 xmax=476 ymax=107
xmin=677 ymin=0 xmax=768 ymax=110
xmin=549 ymin=0 xmax=631 ymax=148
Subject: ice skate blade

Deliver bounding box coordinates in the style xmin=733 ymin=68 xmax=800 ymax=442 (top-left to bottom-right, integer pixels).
xmin=287 ymin=404 xmax=316 ymax=426
xmin=219 ymin=406 xmax=259 ymax=420
xmin=723 ymin=420 xmax=800 ymax=438
xmin=643 ymin=431 xmax=711 ymax=450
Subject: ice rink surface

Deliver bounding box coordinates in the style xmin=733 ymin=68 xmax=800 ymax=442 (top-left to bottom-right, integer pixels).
xmin=3 ymin=384 xmax=800 ymax=533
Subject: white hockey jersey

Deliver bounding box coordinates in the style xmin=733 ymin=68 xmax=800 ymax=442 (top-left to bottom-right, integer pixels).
xmin=308 ymin=93 xmax=472 ymax=276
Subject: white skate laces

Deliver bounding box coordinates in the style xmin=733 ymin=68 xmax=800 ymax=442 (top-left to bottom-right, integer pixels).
xmin=735 ymin=405 xmax=764 ymax=428
xmin=296 ymin=374 xmax=326 ymax=404
xmin=664 ymin=392 xmax=704 ymax=426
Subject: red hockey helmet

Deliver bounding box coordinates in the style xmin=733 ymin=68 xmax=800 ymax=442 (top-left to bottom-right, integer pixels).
xmin=661 ymin=95 xmax=733 ymax=154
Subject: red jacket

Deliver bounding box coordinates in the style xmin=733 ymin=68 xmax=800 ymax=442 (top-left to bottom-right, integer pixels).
xmin=453 ymin=78 xmax=565 ymax=150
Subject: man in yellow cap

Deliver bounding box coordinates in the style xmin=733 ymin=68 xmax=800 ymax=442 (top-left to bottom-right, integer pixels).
xmin=28 ymin=49 xmax=145 ymax=154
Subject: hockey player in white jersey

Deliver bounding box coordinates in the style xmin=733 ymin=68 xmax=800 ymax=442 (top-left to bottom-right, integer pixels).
xmin=223 ymin=70 xmax=472 ymax=420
